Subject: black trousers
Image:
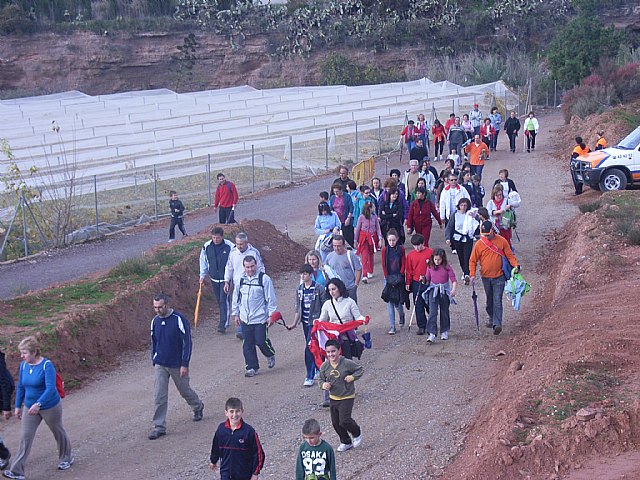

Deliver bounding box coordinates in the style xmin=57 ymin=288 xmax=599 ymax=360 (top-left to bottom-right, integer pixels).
xmin=330 ymin=397 xmax=361 ymax=445
xmin=451 ymin=239 xmax=473 ymax=276
xmin=169 ymin=217 xmax=186 ymax=239
xmin=218 ymin=207 xmax=234 ymax=224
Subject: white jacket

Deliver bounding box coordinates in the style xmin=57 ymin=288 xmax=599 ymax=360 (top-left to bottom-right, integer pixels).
xmin=231 ymin=272 xmax=277 ymax=325
xmin=439 ymin=185 xmax=471 ymax=220
xmin=224 ymin=243 xmax=265 ymax=286
xmin=523 ymin=117 xmax=539 ymax=134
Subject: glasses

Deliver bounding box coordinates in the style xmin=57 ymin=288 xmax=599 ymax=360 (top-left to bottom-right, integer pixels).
xmin=449 ymin=178 xmax=458 ymax=182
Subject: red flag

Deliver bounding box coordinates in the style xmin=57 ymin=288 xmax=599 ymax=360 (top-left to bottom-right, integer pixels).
xmin=308 ymin=317 xmax=369 ymax=368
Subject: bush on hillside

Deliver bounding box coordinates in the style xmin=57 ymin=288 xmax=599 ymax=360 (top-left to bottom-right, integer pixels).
xmin=0 ymin=4 xmax=35 ymax=34
xmin=320 ymin=53 xmax=405 ymax=86
xmin=561 ymin=63 xmax=640 ymax=122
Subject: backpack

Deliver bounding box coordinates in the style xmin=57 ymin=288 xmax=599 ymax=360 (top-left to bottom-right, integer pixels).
xmin=237 ymin=272 xmax=266 ymax=304
xmin=43 ymin=360 xmax=65 ymax=399
xmin=501 ymin=209 xmax=516 ymax=230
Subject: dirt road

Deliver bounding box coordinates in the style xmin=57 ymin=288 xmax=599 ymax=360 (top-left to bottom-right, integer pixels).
xmin=0 ymin=112 xmax=577 ymax=479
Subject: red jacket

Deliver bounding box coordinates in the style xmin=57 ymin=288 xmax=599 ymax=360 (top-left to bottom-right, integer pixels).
xmin=432 ymin=124 xmax=446 ymax=142
xmin=214 ymin=180 xmax=239 ymax=209
xmin=480 ymin=124 xmax=496 ymax=139
xmin=407 ymin=199 xmax=442 ymax=231
xmin=401 ymin=125 xmax=420 ymax=143
xmin=444 ymin=118 xmax=456 ymax=136
xmin=405 ymin=247 xmax=433 ymax=286
xmin=381 ymin=245 xmax=406 ymax=278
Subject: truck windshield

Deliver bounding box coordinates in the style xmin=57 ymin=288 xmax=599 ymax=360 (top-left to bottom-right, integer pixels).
xmin=617 ymin=126 xmax=640 ymax=149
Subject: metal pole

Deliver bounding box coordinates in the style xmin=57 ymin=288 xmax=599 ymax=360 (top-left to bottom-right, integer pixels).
xmin=153 ymin=164 xmax=158 ymax=220
xmin=289 ymin=136 xmax=293 ymax=184
xmin=378 ymin=116 xmax=381 ymax=155
xmin=325 ymin=129 xmax=329 ymax=170
xmin=94 ymin=175 xmax=100 ymax=239
xmin=207 ymin=154 xmax=212 ymax=206
xmin=21 ymin=195 xmax=28 ymax=257
xmin=554 ymin=80 xmax=557 ymax=107
xmin=452 ymin=99 xmax=455 ymax=115
xmin=251 ymin=145 xmax=255 ymax=193
xmin=0 ymin=200 xmax=22 ymax=258
xmin=355 ymin=120 xmax=358 ymax=164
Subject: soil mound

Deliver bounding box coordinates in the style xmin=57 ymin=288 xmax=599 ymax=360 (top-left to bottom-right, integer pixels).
xmin=444 ymin=191 xmax=640 ymax=479
xmin=1 ymin=219 xmax=307 ymax=387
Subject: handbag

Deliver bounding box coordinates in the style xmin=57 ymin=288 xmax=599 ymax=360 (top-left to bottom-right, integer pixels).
xmin=330 ymin=299 xmax=365 ymax=360
xmin=480 ymin=237 xmax=513 ymax=281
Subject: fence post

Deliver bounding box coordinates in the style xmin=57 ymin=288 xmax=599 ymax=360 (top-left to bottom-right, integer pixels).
xmin=504 ymin=90 xmax=507 ymax=114
xmin=452 ymin=99 xmax=455 ymax=115
xmin=21 ymin=195 xmax=28 ymax=257
xmin=251 ymin=145 xmax=255 ymax=193
xmin=207 ymin=154 xmax=212 ymax=206
xmin=325 ymin=128 xmax=329 ymax=170
xmin=355 ymin=120 xmax=358 ymax=164
xmin=153 ymin=164 xmax=158 ymax=220
xmin=378 ymin=116 xmax=381 ymax=155
xmin=289 ymin=136 xmax=293 ymax=184
xmin=94 ymin=175 xmax=100 ymax=239
xmin=554 ymin=80 xmax=557 ymax=107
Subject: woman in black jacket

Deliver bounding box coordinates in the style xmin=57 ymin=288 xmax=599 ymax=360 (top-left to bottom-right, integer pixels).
xmin=379 ymin=188 xmax=405 ymax=246
xmin=504 ymin=111 xmax=521 ymax=153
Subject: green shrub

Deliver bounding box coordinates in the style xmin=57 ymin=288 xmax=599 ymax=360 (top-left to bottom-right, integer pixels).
xmin=0 ymin=4 xmax=35 ymax=34
xmin=627 ymin=228 xmax=640 ymax=246
xmin=579 ymin=201 xmax=600 ymax=214
xmin=320 ymin=53 xmax=404 ymax=86
xmin=109 ymin=257 xmax=152 ymax=278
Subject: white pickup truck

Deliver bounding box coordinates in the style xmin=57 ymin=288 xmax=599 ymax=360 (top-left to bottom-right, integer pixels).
xmin=571 ymin=126 xmax=640 ymax=191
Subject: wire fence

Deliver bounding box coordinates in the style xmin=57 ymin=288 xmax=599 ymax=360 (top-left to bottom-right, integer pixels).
xmin=1 ymin=88 xmax=524 ymax=260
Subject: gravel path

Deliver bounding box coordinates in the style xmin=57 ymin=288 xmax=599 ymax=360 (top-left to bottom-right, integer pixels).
xmin=0 ymin=112 xmax=574 ymax=479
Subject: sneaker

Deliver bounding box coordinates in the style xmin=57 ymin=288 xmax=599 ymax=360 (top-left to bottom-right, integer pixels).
xmin=352 ymin=434 xmax=363 ymax=448
xmin=245 ymin=368 xmax=256 ymax=377
xmin=193 ymin=403 xmax=204 ymax=422
xmin=387 ymin=328 xmax=396 ymax=335
xmin=427 ymin=333 xmax=436 ymax=343
xmin=399 ymin=319 xmax=405 ymax=326
xmin=464 ymin=275 xmax=470 ymax=286
xmin=451 ymin=249 xmax=457 ymax=255
xmin=0 ymin=457 xmax=9 ymax=471
xmin=235 ymin=332 xmax=244 ymax=340
xmin=2 ymin=471 xmax=24 ymax=480
xmin=417 ymin=328 xmax=425 ymax=335
xmin=441 ymin=331 xmax=449 ymax=340
xmin=148 ymin=429 xmax=166 ymax=440
xmin=367 ymin=273 xmax=373 ymax=279
xmin=322 ymin=400 xmax=331 ymax=408
xmin=362 ymin=277 xmax=368 ymax=284
xmin=217 ymin=327 xmax=226 ymax=334
xmin=485 ymin=322 xmax=494 ymax=329
xmin=337 ymin=443 xmax=353 ymax=452
xmin=303 ymin=378 xmax=314 ymax=387
xmin=167 ymin=239 xmax=174 ymax=243
xmin=268 ymin=355 xmax=276 ymax=369
xmin=493 ymin=325 xmax=502 ymax=335
xmin=314 ymin=371 xmax=320 ymax=380
xmin=57 ymin=458 xmax=74 ymax=470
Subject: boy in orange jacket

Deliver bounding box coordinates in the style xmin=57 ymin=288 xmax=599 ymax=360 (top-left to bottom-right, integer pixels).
xmin=405 ymin=234 xmax=433 ymax=335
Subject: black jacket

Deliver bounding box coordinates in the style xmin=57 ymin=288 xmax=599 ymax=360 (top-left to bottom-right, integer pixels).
xmin=0 ymin=351 xmax=15 ymax=412
xmin=504 ymin=117 xmax=521 ymax=135
xmin=169 ymin=199 xmax=185 ymax=218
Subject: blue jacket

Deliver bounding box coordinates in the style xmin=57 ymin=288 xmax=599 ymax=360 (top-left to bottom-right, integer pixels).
xmin=210 ymin=419 xmax=265 ymax=479
xmin=151 ymin=310 xmax=193 ymax=368
xmin=199 ymin=238 xmax=234 ymax=281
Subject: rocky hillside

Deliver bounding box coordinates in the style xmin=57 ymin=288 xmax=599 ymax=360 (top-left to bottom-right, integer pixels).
xmin=0 ymin=31 xmax=414 ymax=95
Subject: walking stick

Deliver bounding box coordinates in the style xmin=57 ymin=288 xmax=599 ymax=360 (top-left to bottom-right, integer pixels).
xmin=194 ymin=282 xmax=203 ymax=328
xmin=471 ymin=284 xmax=479 ymax=331
xmin=407 ymin=301 xmax=416 ymax=332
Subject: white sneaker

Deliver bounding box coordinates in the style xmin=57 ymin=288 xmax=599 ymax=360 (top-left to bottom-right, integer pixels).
xmin=367 ymin=273 xmax=373 ymax=279
xmin=362 ymin=277 xmax=368 ymax=284
xmin=441 ymin=331 xmax=449 ymax=340
xmin=244 ymin=369 xmax=256 ymax=377
xmin=427 ymin=333 xmax=436 ymax=343
xmin=337 ymin=443 xmax=353 ymax=452
xmin=303 ymin=378 xmax=314 ymax=387
xmin=388 ymin=328 xmax=396 ymax=335
xmin=451 ymin=249 xmax=457 ymax=255
xmin=353 ymin=434 xmax=363 ymax=448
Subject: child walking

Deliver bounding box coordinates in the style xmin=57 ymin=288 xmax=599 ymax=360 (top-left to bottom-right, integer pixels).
xmin=209 ymin=397 xmax=265 ymax=480
xmin=354 ymin=202 xmax=383 ymax=283
xmin=381 ymin=228 xmax=406 ymax=334
xmin=295 ymin=418 xmax=337 ymax=480
xmin=423 ymin=248 xmax=457 ymax=343
xmin=168 ymin=190 xmax=187 ymax=242
xmin=319 ymin=339 xmax=364 ymax=453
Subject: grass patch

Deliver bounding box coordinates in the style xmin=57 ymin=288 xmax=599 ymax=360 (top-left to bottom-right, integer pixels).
xmin=628 ymin=228 xmax=640 ymax=246
xmin=600 ymin=192 xmax=640 ymax=244
xmin=579 ymin=201 xmax=600 ymax=213
xmin=108 ymin=257 xmax=153 ymax=279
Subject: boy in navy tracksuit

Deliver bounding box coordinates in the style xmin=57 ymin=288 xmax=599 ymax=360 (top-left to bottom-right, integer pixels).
xmin=210 ymin=397 xmax=265 ymax=480
xmin=168 ymin=190 xmax=187 ymax=241
xmin=0 ymin=349 xmax=14 ymax=469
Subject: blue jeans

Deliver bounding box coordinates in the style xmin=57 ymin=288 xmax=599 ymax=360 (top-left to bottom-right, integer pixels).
xmin=302 ymin=322 xmax=316 ymax=380
xmin=210 ymin=280 xmax=229 ymax=331
xmin=240 ymin=322 xmax=275 ymax=371
xmin=481 ymin=276 xmax=506 ymax=327
xmin=384 ymin=279 xmax=405 ymax=329
xmin=427 ymin=290 xmax=450 ymax=335
xmin=471 ymin=164 xmax=484 ymax=180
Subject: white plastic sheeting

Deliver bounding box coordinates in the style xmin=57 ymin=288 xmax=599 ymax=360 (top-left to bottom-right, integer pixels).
xmin=1 ymin=78 xmax=517 ymax=195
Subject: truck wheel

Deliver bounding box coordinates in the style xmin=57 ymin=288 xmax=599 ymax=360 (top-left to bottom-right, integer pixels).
xmin=599 ymin=169 xmax=627 ymax=191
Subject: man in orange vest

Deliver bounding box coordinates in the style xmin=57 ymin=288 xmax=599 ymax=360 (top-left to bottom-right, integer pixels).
xmin=570 ymin=136 xmax=591 ymax=195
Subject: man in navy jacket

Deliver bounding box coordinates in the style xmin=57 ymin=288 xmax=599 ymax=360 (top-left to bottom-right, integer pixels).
xmin=149 ymin=294 xmax=204 ymax=440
